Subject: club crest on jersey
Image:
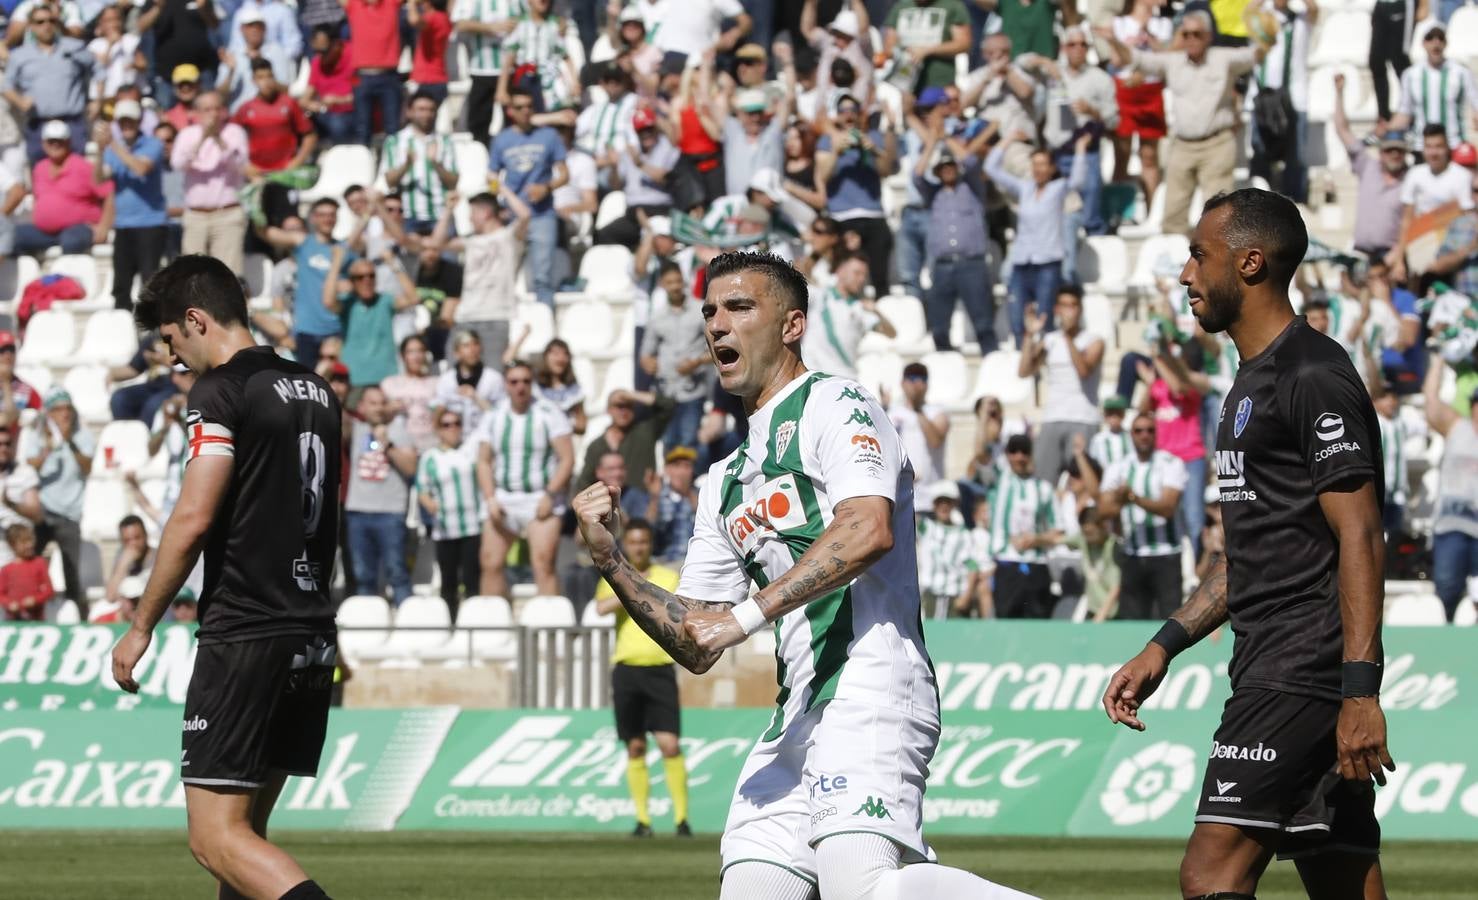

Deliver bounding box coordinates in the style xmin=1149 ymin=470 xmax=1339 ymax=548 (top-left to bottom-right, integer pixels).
xmin=775 ymin=420 xmax=797 ymax=460
xmin=725 ymin=476 xmax=808 ymax=557
xmin=1233 ymin=397 xmax=1252 ymax=438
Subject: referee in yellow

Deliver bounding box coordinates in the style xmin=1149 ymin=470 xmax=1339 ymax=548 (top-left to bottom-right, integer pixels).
xmin=594 ymin=517 xmax=691 ymax=837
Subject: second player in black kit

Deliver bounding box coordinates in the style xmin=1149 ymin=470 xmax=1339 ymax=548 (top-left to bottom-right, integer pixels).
xmin=181 ymin=346 xmax=343 ymax=788
xmin=1202 ymin=317 xmax=1383 ymax=853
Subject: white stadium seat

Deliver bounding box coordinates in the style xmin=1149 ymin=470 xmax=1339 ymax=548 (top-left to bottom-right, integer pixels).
xmin=1385 ymin=592 xmax=1446 ymax=626
xmin=581 ymin=599 xmax=615 ymax=627
xmin=1128 ymin=234 xmax=1190 ymax=292
xmin=15 ymin=366 xmax=53 ymax=395
xmin=1449 ymin=8 xmax=1478 ymax=63
xmin=93 ymin=420 xmax=152 ymax=476
xmin=578 ymin=244 xmax=637 ymax=300
xmin=76 ymin=309 xmax=139 ymax=367
xmin=556 ymin=300 xmax=617 ymax=358
xmin=517 ymin=594 xmax=576 ymax=627
xmin=1306 ymin=63 xmax=1375 ymax=122
xmin=1083 ymin=292 xmax=1116 ymax=345
xmin=454 ymin=138 xmax=491 ymax=195
xmin=920 ymin=351 xmax=968 ymax=408
xmin=973 ymin=350 xmax=1031 ymax=406
xmin=454 ymin=595 xmax=518 ymax=660
xmin=302 ymin=144 xmax=377 ymax=203
xmin=569 ymin=356 xmax=599 ymax=413
xmin=17 ymin=310 xmax=77 ymax=367
xmin=1311 ymin=12 xmax=1372 ymax=67
xmin=63 ymin=365 xmax=113 ymax=426
xmin=512 ymin=302 xmax=556 ymax=359
xmin=336 ymin=595 xmax=393 ymax=659
xmin=382 ymin=595 xmax=454 ymax=658
xmin=53 ymin=599 xmax=81 ymax=625
xmin=80 ymin=478 xmax=133 ymax=542
xmin=1081 ymin=235 xmax=1129 ymax=295
xmin=596 ymin=359 xmax=633 ymax=409
xmin=854 ymin=351 xmax=904 ymax=398
xmin=874 ymin=295 xmax=929 ymax=354
xmin=242 ymin=253 xmax=272 ymax=305
xmin=594 ymin=190 xmax=627 ymax=231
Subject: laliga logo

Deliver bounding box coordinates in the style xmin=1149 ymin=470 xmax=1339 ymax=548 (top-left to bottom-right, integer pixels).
xmin=1099 ymin=741 xmax=1197 ymax=826
xmin=1315 ymin=413 xmax=1345 ymax=442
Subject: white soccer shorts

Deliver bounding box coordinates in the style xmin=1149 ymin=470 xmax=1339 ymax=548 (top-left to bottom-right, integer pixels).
xmin=492 ymin=489 xmax=565 ymax=534
xmin=719 ymin=699 xmax=939 ymax=885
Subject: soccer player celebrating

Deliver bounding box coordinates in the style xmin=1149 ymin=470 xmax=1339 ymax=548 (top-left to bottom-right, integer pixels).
xmin=1103 ymin=190 xmax=1394 ymax=900
xmin=574 ymin=252 xmax=1031 ymax=900
xmin=112 ymin=256 xmax=342 ymax=900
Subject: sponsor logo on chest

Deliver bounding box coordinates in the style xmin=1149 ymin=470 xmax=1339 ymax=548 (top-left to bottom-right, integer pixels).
xmin=724 ymin=476 xmax=808 ymax=557
xmin=1215 ymin=450 xmax=1256 ymax=502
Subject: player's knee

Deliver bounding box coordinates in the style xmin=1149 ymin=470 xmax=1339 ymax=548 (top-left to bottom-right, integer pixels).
xmin=1180 ymin=857 xmax=1256 ymax=899
xmin=626 ymin=738 xmax=647 ymax=758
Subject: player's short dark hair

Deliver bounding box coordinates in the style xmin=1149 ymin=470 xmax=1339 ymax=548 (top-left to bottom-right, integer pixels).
xmin=249 ymin=57 xmax=274 ymax=74
xmin=1056 ymin=283 xmax=1084 ymax=303
xmin=409 ymin=88 xmax=440 ymax=107
xmin=1005 ymin=433 xmax=1033 ymax=455
xmin=1422 ymin=123 xmax=1449 ymax=141
xmin=704 ymin=251 xmax=809 ymax=315
xmin=135 ymin=255 xmax=250 ymax=332
xmin=624 ymin=517 xmax=654 ymax=536
xmin=1200 ymin=188 xmax=1308 ymax=288
xmin=118 ymin=514 xmax=145 ymax=533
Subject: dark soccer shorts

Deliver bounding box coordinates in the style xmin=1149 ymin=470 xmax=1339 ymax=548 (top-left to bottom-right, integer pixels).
xmin=181 ymin=632 xmax=337 ymax=789
xmin=612 ymin=663 xmax=680 ymax=742
xmin=1195 ymin=687 xmax=1380 ymax=859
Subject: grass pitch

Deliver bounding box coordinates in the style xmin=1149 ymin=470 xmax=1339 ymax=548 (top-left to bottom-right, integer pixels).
xmin=0 ymin=831 xmax=1470 ymax=899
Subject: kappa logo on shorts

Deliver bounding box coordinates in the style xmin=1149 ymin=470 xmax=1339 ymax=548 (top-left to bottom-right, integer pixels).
xmin=811 ymin=806 xmax=838 ymax=825
xmin=853 ymin=796 xmax=893 ymax=820
xmin=182 ymin=715 xmax=208 ymax=732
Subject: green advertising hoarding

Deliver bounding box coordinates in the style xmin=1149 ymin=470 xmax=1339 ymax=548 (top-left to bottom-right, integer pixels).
xmin=0 ymin=624 xmax=196 ymax=711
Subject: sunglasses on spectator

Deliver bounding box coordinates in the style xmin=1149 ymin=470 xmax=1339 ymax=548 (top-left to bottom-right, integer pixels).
xmin=31 ymin=16 xmax=55 ymax=24
xmin=350 ymin=273 xmax=375 ymax=281
xmin=739 ymin=58 xmax=764 ymax=65
xmin=506 ymin=377 xmax=532 ymax=385
xmin=509 ymin=103 xmax=533 ymax=111
xmin=1182 ymin=29 xmax=1209 ymax=38
xmin=1063 ymin=40 xmax=1087 ymax=47
xmin=1132 ymin=426 xmax=1156 ymax=434
xmin=903 ymin=374 xmax=927 ymax=382
xmin=439 ymin=419 xmax=463 ymax=428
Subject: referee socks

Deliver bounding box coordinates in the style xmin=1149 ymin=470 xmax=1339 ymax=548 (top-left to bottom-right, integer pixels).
xmin=280 ymin=880 xmax=332 ymax=900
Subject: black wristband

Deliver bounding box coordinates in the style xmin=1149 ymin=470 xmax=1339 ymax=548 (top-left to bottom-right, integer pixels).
xmin=1342 ymin=660 xmax=1383 ymax=698
xmin=1150 ymin=619 xmax=1193 ymax=660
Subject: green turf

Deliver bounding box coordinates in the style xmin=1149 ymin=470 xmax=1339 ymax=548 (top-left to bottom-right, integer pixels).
xmin=0 ymin=831 xmax=1470 ymax=899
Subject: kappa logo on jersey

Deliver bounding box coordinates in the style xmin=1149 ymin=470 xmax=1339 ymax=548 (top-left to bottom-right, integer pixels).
xmin=1315 ymin=412 xmax=1345 ymax=441
xmin=845 ymin=408 xmax=874 ymax=428
xmin=775 ymin=420 xmax=797 ymax=460
xmin=724 ymin=476 xmax=809 ymax=556
xmin=838 ymin=387 xmax=868 ymax=403
xmin=1215 ymin=451 xmax=1256 ymax=502
xmin=1233 ymin=397 xmax=1253 ymax=438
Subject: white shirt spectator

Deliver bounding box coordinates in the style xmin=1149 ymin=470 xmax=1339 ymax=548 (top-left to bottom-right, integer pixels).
xmin=1249 ymin=2 xmax=1310 ymax=113
xmin=457 ymin=227 xmax=522 ymax=322
xmin=1400 ymin=161 xmax=1475 ymax=216
xmin=553 ymin=148 xmax=597 ymax=214
xmin=800 ymin=287 xmax=880 ymax=380
xmin=889 ymin=401 xmax=948 ymax=510
xmin=1041 ymin=330 xmax=1104 ymax=425
xmin=87 ymin=32 xmax=141 ymax=99
xmin=650 ymin=0 xmax=745 ymax=58
xmin=1397 ymin=57 xmax=1478 ymax=148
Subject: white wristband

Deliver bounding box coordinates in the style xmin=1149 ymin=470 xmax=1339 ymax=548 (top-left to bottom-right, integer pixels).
xmin=730 ymin=598 xmax=769 ymax=636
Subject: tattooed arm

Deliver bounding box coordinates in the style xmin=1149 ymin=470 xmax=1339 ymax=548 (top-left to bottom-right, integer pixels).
xmin=1101 ymin=554 xmax=1227 ymax=731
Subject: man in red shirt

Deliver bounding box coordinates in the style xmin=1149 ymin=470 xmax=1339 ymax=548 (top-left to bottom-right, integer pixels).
xmin=232 ymin=58 xmax=318 ymax=226
xmin=341 ymin=0 xmax=404 ymax=144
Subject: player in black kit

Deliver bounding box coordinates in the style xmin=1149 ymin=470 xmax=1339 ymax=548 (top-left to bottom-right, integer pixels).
xmin=1103 ymin=190 xmax=1394 ymax=900
xmin=111 ymin=256 xmax=342 ymax=900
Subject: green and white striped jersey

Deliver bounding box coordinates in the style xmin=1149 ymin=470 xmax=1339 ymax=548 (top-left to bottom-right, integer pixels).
xmin=575 ymin=92 xmax=638 ymax=155
xmin=1378 ymin=411 xmax=1409 ymax=505
xmin=677 ymin=372 xmax=938 ymax=741
xmin=985 ymin=470 xmax=1058 ymax=564
xmin=474 ymin=397 xmax=573 ymax=495
xmin=1100 ymin=449 xmax=1188 ymax=557
xmin=452 ymin=0 xmax=526 ymax=75
xmin=379 ymin=127 xmax=458 ymax=222
xmin=916 ymin=517 xmax=978 ymax=596
xmin=1088 ymin=428 xmax=1131 ymax=469
xmin=417 ymin=445 xmax=486 ymax=540
xmin=507 ymin=15 xmax=571 ymax=109
xmin=800 ymin=286 xmax=878 ymax=379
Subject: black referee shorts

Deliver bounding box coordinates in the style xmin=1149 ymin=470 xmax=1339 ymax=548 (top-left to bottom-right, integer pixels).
xmin=1195 ymin=688 xmax=1380 ymax=859
xmin=612 ymin=663 xmax=680 ymax=743
xmin=181 ymin=633 xmax=337 ymax=789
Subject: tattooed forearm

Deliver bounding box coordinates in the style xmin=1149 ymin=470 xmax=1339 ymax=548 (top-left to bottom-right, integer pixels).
xmin=763 ymin=498 xmax=893 ymax=614
xmin=1171 ymin=553 xmax=1228 ymax=641
xmin=601 ymin=551 xmax=729 ymax=673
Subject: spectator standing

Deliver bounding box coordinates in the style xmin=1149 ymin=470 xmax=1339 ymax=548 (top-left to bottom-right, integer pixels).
xmin=173 ymin=91 xmax=251 ymax=273
xmin=985 ymin=433 xmax=1061 ymax=618
xmin=86 ymin=6 xmax=146 ymax=103
xmin=800 ymin=0 xmax=874 ymax=100
xmin=1430 ymin=169 xmax=1478 ymax=296
xmin=416 ymin=408 xmax=482 ymax=620
xmin=140 ymin=0 xmax=219 ymax=109
xmin=1139 ymin=340 xmax=1208 ymax=555
xmin=553 ymin=124 xmax=599 ymax=233
xmin=231 ymin=59 xmax=318 ymax=181
xmin=916 ymin=480 xmax=979 ymax=619
xmin=345 ymin=385 xmax=418 ymax=605
xmin=1424 ymin=354 xmax=1478 ymax=619
xmin=720 ymin=87 xmax=786 ymax=201
xmin=381 ymin=334 xmax=440 ymax=451
xmin=432 ymin=187 xmax=532 ymax=369
xmin=161 ymin=65 xmax=203 ymax=132
xmin=1369 ymin=0 xmax=1419 ymax=123
xmin=915 ymin=130 xmax=995 ymax=353
xmin=1333 ymin=73 xmax=1407 ymax=261
xmin=342 ymin=0 xmax=405 ymax=144
xmin=1372 ymin=382 xmax=1408 ymax=535
xmin=961 ymin=33 xmax=1038 ymax=178
xmin=533 ymin=338 xmax=587 ymax=434
xmin=639 ymin=262 xmax=711 ymax=451
xmin=666 ymin=54 xmax=726 ymax=210
xmin=577 ymin=389 xmax=674 ymax=491
xmin=888 ymin=362 xmax=949 ymax=512
xmin=987 ymin=132 xmax=1091 ymax=347
xmin=436 ymin=330 xmax=507 ymax=435
xmin=303 ymin=27 xmax=357 ymax=146
xmin=1097 ymin=13 xmax=1266 ymax=236
xmin=1019 ymin=285 xmax=1105 ymax=483
xmin=452 ymin=0 xmax=521 ymax=146
xmin=646 ymin=446 xmax=698 ymax=563
xmin=799 ymin=254 xmax=894 ymax=380
xmin=380 ymin=90 xmax=458 ymax=234
xmin=325 ymin=247 xmax=421 ymax=388
xmin=987 ymin=0 xmax=1074 ymax=60
xmin=257 ymin=197 xmax=359 ymax=365
xmin=1392 ymin=25 xmax=1478 ymax=149
xmin=18 ymin=387 xmax=93 ymax=613
xmin=594 ymin=108 xmax=681 ymax=247
xmin=226 ymin=0 xmax=303 ymax=59
xmin=0 ymin=428 xmax=43 ymax=571
xmin=1246 ymin=0 xmax=1315 ymax=203
xmin=816 ymin=96 xmax=897 ymax=298
xmin=0 ymin=524 xmax=51 ymax=621
xmin=2 ymin=3 xmax=93 ymax=160
xmin=218 ymin=9 xmax=298 ymax=113
xmin=649 ymin=0 xmax=750 ymax=60
xmin=1089 ymin=395 xmax=1132 ymax=468
xmin=1109 ymin=0 xmax=1172 ymax=202
xmin=1098 ymin=411 xmax=1186 ymax=619
xmin=474 ymin=362 xmax=573 ymax=599
xmin=12 ymin=120 xmax=113 ymax=255
xmin=495 ymin=0 xmax=577 ymax=113
xmin=1390 ymin=125 xmax=1475 ymax=281
xmin=490 ymin=86 xmax=567 ymax=307
xmin=881 ymin=0 xmax=970 ymax=92
xmin=408 ymin=0 xmax=454 ymax=103
xmin=94 ymin=100 xmax=167 ymax=310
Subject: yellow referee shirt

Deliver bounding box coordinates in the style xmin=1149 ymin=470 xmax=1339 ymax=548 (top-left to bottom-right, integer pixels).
xmin=595 ymin=564 xmax=680 ymax=667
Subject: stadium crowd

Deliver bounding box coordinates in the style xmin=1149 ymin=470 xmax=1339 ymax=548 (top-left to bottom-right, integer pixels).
xmin=2 ymin=0 xmax=1478 ymax=631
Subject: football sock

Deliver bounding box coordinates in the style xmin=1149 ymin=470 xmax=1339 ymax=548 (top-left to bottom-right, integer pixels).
xmin=818 ymin=833 xmax=1038 ymax=900
xmin=872 ymin=864 xmax=1038 ymax=900
xmin=626 ymin=757 xmax=651 ymax=826
xmin=718 ymin=861 xmax=817 ymax=900
xmin=279 ymin=880 xmax=331 ymax=900
xmin=663 ymin=754 xmax=689 ymax=824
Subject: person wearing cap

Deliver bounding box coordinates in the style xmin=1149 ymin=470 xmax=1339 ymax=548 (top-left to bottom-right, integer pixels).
xmin=379 ymin=89 xmax=460 ymax=233
xmin=19 ymin=385 xmax=94 ymax=613
xmin=226 ymin=0 xmax=303 ymax=60
xmin=1332 ymin=71 xmax=1408 ymax=263
xmin=647 ymin=0 xmax=750 ymax=60
xmin=800 ymin=0 xmax=875 ymax=102
xmin=162 ymin=64 xmax=204 ymax=132
xmin=138 ymin=0 xmax=220 ymax=111
xmin=93 ymin=98 xmax=168 ymax=311
xmin=11 ymin=118 xmax=113 ymax=256
xmin=983 ymin=432 xmax=1061 ymax=618
xmin=642 ymin=445 xmax=700 ymax=562
xmin=880 ymin=0 xmax=971 ymax=91
xmin=1 ymin=2 xmax=92 ymax=161
xmin=1391 ymin=25 xmax=1478 ymax=150
xmin=604 ymin=4 xmax=663 ymax=78
xmin=1389 ymin=123 xmax=1475 ymax=282
xmin=720 ymin=84 xmax=787 ymax=198
xmin=916 ymin=480 xmax=981 ymax=620
xmin=914 ymin=108 xmax=996 ymax=353
xmin=593 ymin=106 xmax=682 ymax=248
xmin=817 ymin=93 xmax=898 ymax=298
xmin=1089 ymin=395 xmax=1133 ymax=468
xmin=217 ymin=8 xmax=298 ymax=113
